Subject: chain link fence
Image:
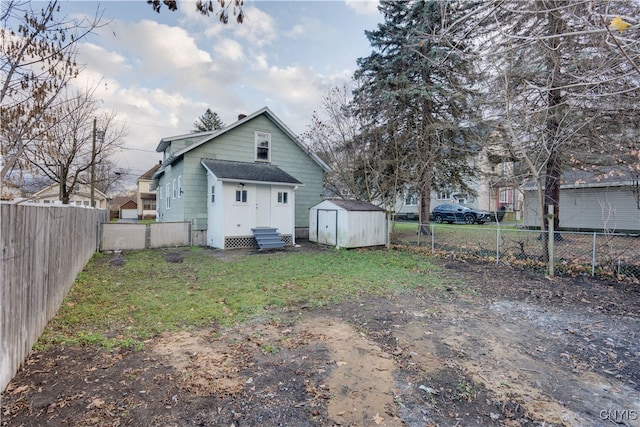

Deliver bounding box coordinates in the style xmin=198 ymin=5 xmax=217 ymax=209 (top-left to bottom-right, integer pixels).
xmin=392 ymin=223 xmax=640 ymax=282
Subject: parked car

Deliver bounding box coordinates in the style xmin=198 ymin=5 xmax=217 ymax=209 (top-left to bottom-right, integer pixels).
xmin=430 ymin=203 xmax=493 ymax=224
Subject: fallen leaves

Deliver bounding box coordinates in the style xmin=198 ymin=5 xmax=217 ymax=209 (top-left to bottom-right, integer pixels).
xmin=609 ymin=16 xmax=632 ymax=31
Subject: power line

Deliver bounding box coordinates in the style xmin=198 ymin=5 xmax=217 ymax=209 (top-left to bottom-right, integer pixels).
xmin=119 ymin=146 xmax=157 ymax=153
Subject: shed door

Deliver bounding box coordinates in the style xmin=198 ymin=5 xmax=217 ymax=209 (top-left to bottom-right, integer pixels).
xmin=317 ymin=209 xmax=337 ymax=246
xmin=255 ymin=185 xmax=271 ymax=227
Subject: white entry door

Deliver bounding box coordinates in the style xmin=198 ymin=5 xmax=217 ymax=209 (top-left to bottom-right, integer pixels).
xmin=317 ymin=209 xmax=337 ymax=246
xmin=255 ymin=185 xmax=271 ymax=227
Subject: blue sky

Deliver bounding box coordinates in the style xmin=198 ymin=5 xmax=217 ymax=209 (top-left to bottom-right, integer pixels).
xmin=60 ymin=1 xmax=381 ymax=185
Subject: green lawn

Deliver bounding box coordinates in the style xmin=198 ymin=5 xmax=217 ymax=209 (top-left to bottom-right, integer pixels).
xmin=38 ymin=247 xmax=443 ymax=350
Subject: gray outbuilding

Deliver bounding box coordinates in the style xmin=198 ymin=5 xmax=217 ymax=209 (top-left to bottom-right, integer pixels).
xmin=309 ymin=199 xmax=387 ymax=249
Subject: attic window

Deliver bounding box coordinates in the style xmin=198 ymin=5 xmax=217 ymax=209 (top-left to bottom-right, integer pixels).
xmin=255 ymin=131 xmax=271 ymax=162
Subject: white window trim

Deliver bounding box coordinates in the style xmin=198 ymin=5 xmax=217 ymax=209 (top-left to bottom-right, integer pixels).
xmin=210 ymin=185 xmax=215 ymax=204
xmin=178 ymin=175 xmax=182 ymax=198
xmin=255 ymin=131 xmax=271 ymax=162
xmin=499 ymin=188 xmax=510 ymax=203
xmin=172 ymin=179 xmax=177 ymax=199
xmin=234 ymin=189 xmax=248 ymax=205
xmin=277 ymin=191 xmax=289 ymax=205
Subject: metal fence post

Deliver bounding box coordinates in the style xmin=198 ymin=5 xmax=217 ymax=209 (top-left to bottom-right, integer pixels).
xmin=496 ymin=227 xmax=500 ymax=264
xmin=592 ymin=232 xmax=597 ymax=277
xmin=548 ymin=205 xmax=555 ymax=277
xmin=431 ymin=223 xmax=435 ymax=253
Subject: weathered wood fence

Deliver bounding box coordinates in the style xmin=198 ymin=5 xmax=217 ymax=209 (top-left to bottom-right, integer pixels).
xmin=1 ymin=204 xmax=108 ymax=392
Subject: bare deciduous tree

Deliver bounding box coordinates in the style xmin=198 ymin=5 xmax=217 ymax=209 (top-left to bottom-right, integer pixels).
xmin=1 ymin=1 xmax=103 ymax=184
xmin=24 ymin=88 xmax=128 ymax=204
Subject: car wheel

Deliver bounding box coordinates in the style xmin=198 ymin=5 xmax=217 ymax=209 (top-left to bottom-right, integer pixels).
xmin=464 ymin=215 xmax=475 ymax=225
xmin=434 ymin=214 xmax=444 ymax=224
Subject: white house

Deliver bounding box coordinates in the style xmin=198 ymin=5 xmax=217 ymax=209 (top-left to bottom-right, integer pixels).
xmin=30 ymin=181 xmax=109 ymax=209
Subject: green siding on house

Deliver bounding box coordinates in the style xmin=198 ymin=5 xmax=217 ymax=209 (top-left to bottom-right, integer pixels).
xmin=155 ymin=110 xmax=325 ymax=232
xmin=157 ymin=161 xmax=185 ymax=223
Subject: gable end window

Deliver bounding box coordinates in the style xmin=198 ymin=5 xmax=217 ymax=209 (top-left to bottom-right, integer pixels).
xmin=255 ymin=131 xmax=271 ymax=162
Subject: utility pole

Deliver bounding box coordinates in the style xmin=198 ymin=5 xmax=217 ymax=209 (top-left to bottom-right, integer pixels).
xmin=90 ymin=117 xmax=96 ymax=208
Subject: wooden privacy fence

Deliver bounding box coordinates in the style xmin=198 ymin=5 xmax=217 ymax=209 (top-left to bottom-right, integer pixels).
xmin=100 ymin=221 xmax=192 ymax=251
xmin=1 ymin=204 xmax=107 ymax=392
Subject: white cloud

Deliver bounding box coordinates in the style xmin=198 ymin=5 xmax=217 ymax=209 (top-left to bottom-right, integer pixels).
xmin=233 ymin=6 xmax=277 ymax=47
xmin=345 ymin=0 xmax=380 ymax=17
xmin=286 ymin=23 xmax=306 ymax=38
xmin=54 ymin=1 xmax=380 ymax=188
xmin=214 ymin=38 xmax=246 ymax=62
xmin=105 ymin=19 xmax=212 ymax=70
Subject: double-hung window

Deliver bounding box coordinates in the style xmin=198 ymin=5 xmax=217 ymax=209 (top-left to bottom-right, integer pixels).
xmin=166 ymin=183 xmax=171 ymax=209
xmin=255 ymin=132 xmax=271 ymax=162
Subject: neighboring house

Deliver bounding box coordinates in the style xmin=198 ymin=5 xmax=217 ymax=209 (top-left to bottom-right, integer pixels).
xmin=137 ymin=161 xmax=161 ymax=219
xmin=30 ymin=181 xmax=109 ymax=209
xmin=393 ymin=143 xmax=521 ymax=221
xmin=152 ymin=107 xmax=330 ymax=249
xmin=522 ymin=168 xmax=640 ymax=232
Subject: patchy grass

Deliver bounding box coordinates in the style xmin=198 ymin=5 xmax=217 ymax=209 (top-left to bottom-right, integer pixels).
xmin=37 ymin=247 xmax=442 ymax=350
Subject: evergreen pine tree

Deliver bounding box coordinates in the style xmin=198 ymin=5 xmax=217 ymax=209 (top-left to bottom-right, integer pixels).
xmin=192 ymin=108 xmax=225 ymax=132
xmin=354 ymin=0 xmax=483 ymax=225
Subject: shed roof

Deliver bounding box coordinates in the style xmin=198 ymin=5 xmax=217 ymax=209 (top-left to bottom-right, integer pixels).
xmin=201 ymin=159 xmax=303 ymax=185
xmin=321 ymin=199 xmax=385 ymax=212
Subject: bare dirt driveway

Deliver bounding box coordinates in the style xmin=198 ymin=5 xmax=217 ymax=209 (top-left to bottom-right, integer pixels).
xmin=2 ymin=249 xmax=640 ymax=427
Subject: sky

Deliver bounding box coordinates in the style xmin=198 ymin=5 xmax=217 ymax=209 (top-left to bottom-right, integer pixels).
xmin=58 ymin=0 xmax=382 ymax=189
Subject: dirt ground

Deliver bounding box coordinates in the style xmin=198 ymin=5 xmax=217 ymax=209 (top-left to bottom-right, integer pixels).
xmin=2 ymin=243 xmax=640 ymax=427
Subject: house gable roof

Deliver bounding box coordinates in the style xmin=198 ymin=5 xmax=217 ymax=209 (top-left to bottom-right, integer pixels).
xmin=32 ymin=181 xmax=109 ymax=200
xmin=138 ymin=163 xmax=161 ymax=181
xmin=201 ymin=159 xmax=303 ymax=186
xmin=153 ymin=107 xmax=330 ymax=180
xmin=521 ymin=167 xmax=638 ymax=191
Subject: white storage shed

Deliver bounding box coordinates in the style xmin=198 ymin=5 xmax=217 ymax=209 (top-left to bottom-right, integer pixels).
xmin=309 ymin=199 xmax=387 ymax=249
